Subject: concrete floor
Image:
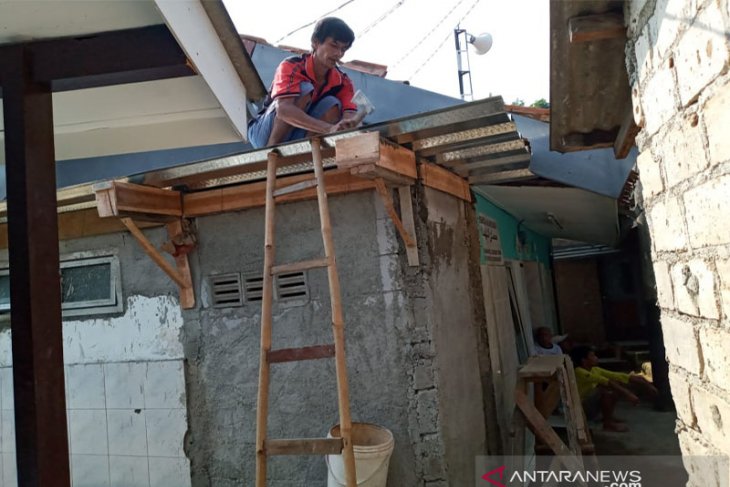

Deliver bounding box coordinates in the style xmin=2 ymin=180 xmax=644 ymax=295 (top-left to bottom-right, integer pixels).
xmin=588 ymin=400 xmax=689 ymax=485
xmin=590 ymin=400 xmax=681 ymax=455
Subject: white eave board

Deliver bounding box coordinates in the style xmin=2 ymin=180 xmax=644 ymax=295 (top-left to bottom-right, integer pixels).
xmin=476 ymin=185 xmax=620 ymax=246
xmin=0 ymin=0 xmax=250 ymax=162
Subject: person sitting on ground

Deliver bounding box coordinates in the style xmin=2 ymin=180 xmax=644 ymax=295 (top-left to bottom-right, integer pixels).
xmin=533 ymin=326 xmax=568 ymax=356
xmin=569 ymin=345 xmax=658 ymax=432
xmin=247 ymin=17 xmax=360 ymax=148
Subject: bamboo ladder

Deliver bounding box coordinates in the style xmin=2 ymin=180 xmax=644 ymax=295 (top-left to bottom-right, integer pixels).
xmin=255 ymin=137 xmax=357 ymax=487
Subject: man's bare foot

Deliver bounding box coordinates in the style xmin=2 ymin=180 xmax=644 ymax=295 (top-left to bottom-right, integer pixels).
xmin=603 ymin=421 xmax=629 ymax=432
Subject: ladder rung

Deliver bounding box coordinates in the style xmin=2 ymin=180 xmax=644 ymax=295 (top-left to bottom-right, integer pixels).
xmin=271 ymin=257 xmax=329 ymax=275
xmin=265 ymin=438 xmax=343 ymax=455
xmin=268 ymin=344 xmax=336 ymax=363
xmin=273 ymin=178 xmax=318 ymax=197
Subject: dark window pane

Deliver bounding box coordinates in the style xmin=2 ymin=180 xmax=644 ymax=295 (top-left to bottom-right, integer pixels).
xmin=0 ymin=274 xmax=9 ymax=309
xmin=61 ymin=263 xmax=111 ymax=303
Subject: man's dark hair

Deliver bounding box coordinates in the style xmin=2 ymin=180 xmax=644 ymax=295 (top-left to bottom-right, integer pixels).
xmin=312 ymin=17 xmax=355 ymax=48
xmin=569 ymin=345 xmax=593 ymax=368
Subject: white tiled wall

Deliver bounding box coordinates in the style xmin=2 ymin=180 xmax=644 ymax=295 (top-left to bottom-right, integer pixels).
xmin=0 ymin=295 xmax=191 ymax=487
xmin=0 ymin=360 xmax=190 ymax=487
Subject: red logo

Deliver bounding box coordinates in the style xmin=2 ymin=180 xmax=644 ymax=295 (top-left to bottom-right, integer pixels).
xmin=482 ymin=465 xmax=506 ymax=487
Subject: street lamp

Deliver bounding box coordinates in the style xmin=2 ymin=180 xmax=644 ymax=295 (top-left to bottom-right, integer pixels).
xmin=454 ymin=27 xmax=492 ymax=100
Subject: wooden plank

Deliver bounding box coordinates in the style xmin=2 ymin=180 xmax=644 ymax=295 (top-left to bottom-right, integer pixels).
xmin=557 ymin=366 xmax=583 ymax=460
xmin=564 ymin=358 xmax=590 ymax=443
xmin=336 ymin=132 xmax=417 ymax=179
xmin=273 ymin=178 xmax=318 ymax=197
xmin=183 ymin=169 xmax=375 ymax=217
xmin=518 ymin=355 xmax=564 ymax=379
xmin=271 ymin=258 xmax=330 ymax=275
xmin=397 ymin=186 xmax=419 ymax=267
xmin=514 ymin=389 xmax=584 ymax=471
xmin=268 ymin=345 xmax=336 ymax=363
xmin=419 ymin=163 xmax=471 ymax=202
xmin=166 ymin=220 xmax=195 ymax=310
xmin=265 ymin=438 xmax=343 ymax=456
xmin=614 ymin=105 xmax=640 ymax=159
xmin=94 ymin=181 xmax=182 ymax=219
xmin=468 ymin=169 xmax=535 ymax=185
xmin=374 ymin=178 xmax=416 ymax=250
xmin=121 ymin=218 xmax=188 ymax=289
xmin=568 ymin=13 xmax=626 ymax=43
xmin=349 ymin=163 xmax=415 ymax=186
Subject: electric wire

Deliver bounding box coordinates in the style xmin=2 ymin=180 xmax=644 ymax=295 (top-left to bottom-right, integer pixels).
xmin=275 ymin=0 xmax=359 ymax=44
xmin=357 ymin=0 xmax=409 ymax=38
xmin=406 ymin=0 xmax=481 ymax=80
xmin=390 ymin=0 xmax=467 ymax=69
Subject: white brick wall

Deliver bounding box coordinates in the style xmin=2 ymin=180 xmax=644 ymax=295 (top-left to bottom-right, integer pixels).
xmin=674 ymin=2 xmax=729 ymax=106
xmin=678 ymin=429 xmax=730 ymax=487
xmin=641 ymin=60 xmax=678 ymax=135
xmin=668 ymin=370 xmax=696 ymax=427
xmin=691 ymin=386 xmax=730 ymax=455
xmin=670 ymin=260 xmax=719 ymax=319
xmin=699 ymin=327 xmax=730 ymax=393
xmin=632 ymin=1 xmax=730 ymax=475
xmin=653 ymin=260 xmax=675 ymax=309
xmin=704 ymin=82 xmax=730 ymax=166
xmin=658 ymin=117 xmax=707 ymax=188
xmin=683 ymin=175 xmax=730 ymax=249
xmin=716 ymin=259 xmax=730 ymax=319
xmin=637 ymin=149 xmax=664 ymax=199
xmin=661 ymin=315 xmax=702 ymax=375
xmin=647 ymin=196 xmax=688 ymax=251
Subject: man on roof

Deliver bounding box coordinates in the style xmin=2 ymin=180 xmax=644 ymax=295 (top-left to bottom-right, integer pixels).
xmin=248 ymin=17 xmax=359 ymax=148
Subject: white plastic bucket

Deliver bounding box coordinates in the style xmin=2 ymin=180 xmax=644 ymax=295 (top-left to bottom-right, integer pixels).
xmin=326 ymin=423 xmax=395 ymax=487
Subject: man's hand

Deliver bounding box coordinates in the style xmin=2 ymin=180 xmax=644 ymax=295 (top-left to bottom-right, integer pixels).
xmin=328 ymin=119 xmax=358 ymax=133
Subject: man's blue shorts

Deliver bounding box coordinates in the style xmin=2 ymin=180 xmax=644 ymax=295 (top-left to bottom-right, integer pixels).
xmin=247 ymin=81 xmax=342 ymax=149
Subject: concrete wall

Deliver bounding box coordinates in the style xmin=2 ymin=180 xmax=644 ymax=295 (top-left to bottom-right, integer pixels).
xmin=627 ymin=0 xmax=730 ymax=483
xmin=0 ymin=188 xmax=493 ymax=486
xmin=183 ymin=189 xmax=492 ymax=486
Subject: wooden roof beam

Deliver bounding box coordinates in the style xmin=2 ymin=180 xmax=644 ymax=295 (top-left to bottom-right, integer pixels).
xmin=0 ymin=25 xmax=195 ymax=92
xmin=568 ymin=13 xmax=626 ymax=44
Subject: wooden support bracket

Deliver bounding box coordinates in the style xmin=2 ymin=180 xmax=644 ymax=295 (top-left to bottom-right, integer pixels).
xmin=336 ymin=132 xmax=417 ymax=183
xmin=514 ymin=389 xmax=585 ymax=473
xmin=374 ymin=178 xmax=419 ymax=267
xmin=94 ymin=180 xmax=182 ymax=221
xmin=121 ymin=217 xmax=195 ymax=309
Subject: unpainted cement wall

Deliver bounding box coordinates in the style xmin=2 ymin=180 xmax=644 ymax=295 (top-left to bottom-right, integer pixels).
xmin=23 ymin=188 xmax=493 ymax=486
xmin=627 ymin=0 xmax=730 ymax=482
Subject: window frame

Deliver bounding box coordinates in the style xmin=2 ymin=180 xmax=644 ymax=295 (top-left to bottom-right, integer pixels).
xmin=0 ymin=250 xmax=123 ymax=318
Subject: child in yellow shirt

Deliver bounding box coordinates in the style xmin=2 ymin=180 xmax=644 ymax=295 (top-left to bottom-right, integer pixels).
xmin=570 ymin=346 xmax=658 ymax=432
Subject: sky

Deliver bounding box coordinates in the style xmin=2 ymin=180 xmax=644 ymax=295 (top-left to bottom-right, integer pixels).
xmin=223 ymin=0 xmax=550 ymax=104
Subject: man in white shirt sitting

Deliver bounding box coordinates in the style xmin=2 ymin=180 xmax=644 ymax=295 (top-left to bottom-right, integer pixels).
xmin=534 ymin=326 xmax=568 ymax=356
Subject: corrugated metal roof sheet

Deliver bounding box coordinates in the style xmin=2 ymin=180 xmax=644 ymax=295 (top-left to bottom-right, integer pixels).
xmin=0 ymin=96 xmax=530 ymax=218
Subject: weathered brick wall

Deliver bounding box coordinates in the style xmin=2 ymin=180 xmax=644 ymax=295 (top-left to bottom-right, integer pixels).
xmin=627 ymin=0 xmax=730 ymax=483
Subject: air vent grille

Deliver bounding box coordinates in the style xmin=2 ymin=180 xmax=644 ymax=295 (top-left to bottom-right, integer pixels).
xmin=210 ymin=273 xmax=243 ymax=307
xmin=276 ymin=272 xmax=308 ymax=300
xmin=244 ymin=275 xmax=264 ymax=302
